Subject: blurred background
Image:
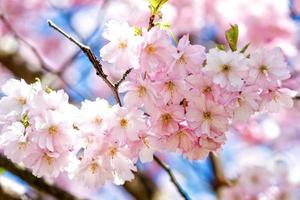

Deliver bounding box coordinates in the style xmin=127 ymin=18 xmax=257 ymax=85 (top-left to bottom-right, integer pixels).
xmin=1 ymin=0 xmax=300 ymax=199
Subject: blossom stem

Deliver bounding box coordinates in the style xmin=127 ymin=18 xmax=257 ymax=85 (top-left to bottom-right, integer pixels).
xmin=0 ymin=154 xmax=78 ymax=200
xmin=153 ymin=155 xmax=191 ymax=200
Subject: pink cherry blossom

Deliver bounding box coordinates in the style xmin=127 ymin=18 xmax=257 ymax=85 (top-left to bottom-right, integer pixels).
xmin=169 ymin=34 xmax=205 ymax=77
xmin=186 ymin=95 xmax=228 ymax=136
xmin=150 ymin=104 xmax=185 ymax=136
xmin=139 ymin=27 xmax=175 ymax=75
xmin=248 ymin=47 xmax=290 ymax=87
xmin=100 ymin=20 xmax=139 ymax=71
xmin=120 ymin=74 xmax=157 ymax=110
xmin=23 ymin=145 xmax=70 ymax=178
xmin=109 ymin=105 xmax=146 ymax=143
xmin=0 ymin=122 xmax=30 ymax=163
xmin=203 ymin=49 xmax=248 ymax=90
xmin=31 ymin=110 xmax=74 ymax=152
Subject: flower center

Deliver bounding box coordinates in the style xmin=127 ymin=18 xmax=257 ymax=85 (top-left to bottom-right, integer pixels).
xmin=178 ymin=54 xmax=187 ymax=64
xmin=18 ymin=142 xmax=27 ymax=150
xmin=165 ymin=81 xmax=175 ymax=91
xmin=118 ymin=42 xmax=127 ymax=49
xmin=161 ymin=113 xmax=172 ymax=125
xmin=260 ymin=65 xmax=268 ymax=74
xmin=89 ymin=163 xmax=99 ymax=174
xmin=43 ymin=154 xmax=53 ymax=166
xmin=222 ymin=64 xmax=231 ymax=73
xmin=109 ymin=146 xmax=117 ymax=158
xmin=145 ymin=44 xmax=156 ymax=54
xmin=203 ymin=86 xmax=212 ymax=94
xmin=137 ymin=85 xmax=147 ymax=97
xmin=17 ymin=97 xmax=26 ymax=105
xmin=94 ymin=116 xmax=102 ymax=125
xmin=48 ymin=126 xmax=58 ymax=135
xmin=203 ymin=111 xmax=212 ymax=120
xmin=119 ymin=118 xmax=128 ymax=128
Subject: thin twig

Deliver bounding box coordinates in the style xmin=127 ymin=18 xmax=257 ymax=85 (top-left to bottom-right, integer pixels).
xmin=115 ymin=68 xmax=133 ymax=89
xmin=0 ymin=154 xmax=78 ymax=200
xmin=47 ymin=20 xmax=190 ymax=200
xmin=147 ymin=14 xmax=155 ymax=31
xmin=48 ymin=19 xmax=122 ymax=105
xmin=153 ymin=155 xmax=190 ymax=200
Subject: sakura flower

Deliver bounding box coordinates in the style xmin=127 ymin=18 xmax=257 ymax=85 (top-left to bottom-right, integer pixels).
xmin=77 ymin=98 xmax=113 ymax=134
xmin=203 ymin=49 xmax=248 ymax=89
xmin=73 ymin=155 xmax=113 ymax=188
xmin=102 ymin=144 xmax=137 ymax=185
xmin=137 ymin=135 xmax=158 ymax=163
xmin=248 ymin=47 xmax=290 ymax=87
xmin=239 ymin=166 xmax=273 ymax=195
xmin=0 ymin=122 xmax=30 ymax=163
xmin=23 ymin=146 xmax=70 ymax=178
xmin=186 ymin=95 xmax=228 ymax=136
xmin=185 ymin=73 xmax=221 ymax=100
xmin=139 ymin=27 xmax=175 ymax=74
xmin=169 ymin=34 xmax=205 ymax=77
xmin=231 ymin=86 xmax=260 ymax=122
xmin=100 ymin=20 xmax=139 ymax=70
xmin=163 ymin=125 xmax=196 ymax=153
xmin=150 ymin=104 xmax=185 ymax=136
xmin=0 ymin=79 xmax=40 ymax=118
xmin=155 ymin=74 xmax=187 ymax=104
xmin=109 ymin=106 xmax=146 ymax=143
xmin=32 ymin=110 xmax=74 ymax=152
xmin=120 ymin=74 xmax=157 ymax=111
xmin=260 ymin=88 xmax=294 ymax=112
xmin=29 ymin=89 xmax=69 ymax=115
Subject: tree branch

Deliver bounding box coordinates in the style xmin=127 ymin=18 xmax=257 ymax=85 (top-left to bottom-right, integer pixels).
xmin=47 ymin=19 xmax=190 ymax=200
xmin=0 ymin=154 xmax=78 ymax=200
xmin=209 ymin=152 xmax=231 ymax=193
xmin=153 ymin=155 xmax=190 ymax=200
xmin=48 ymin=19 xmax=122 ymax=105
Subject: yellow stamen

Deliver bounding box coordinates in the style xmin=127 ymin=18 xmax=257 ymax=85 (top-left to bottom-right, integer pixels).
xmin=145 ymin=44 xmax=156 ymax=54
xmin=137 ymin=85 xmax=147 ymax=97
xmin=48 ymin=126 xmax=58 ymax=135
xmin=119 ymin=118 xmax=128 ymax=128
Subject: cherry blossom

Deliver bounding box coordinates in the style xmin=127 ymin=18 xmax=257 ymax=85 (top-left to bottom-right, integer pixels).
xmin=203 ymin=48 xmax=248 ymax=90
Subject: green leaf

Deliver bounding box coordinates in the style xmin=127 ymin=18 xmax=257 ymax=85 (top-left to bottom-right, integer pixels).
xmin=148 ymin=0 xmax=168 ymax=14
xmin=216 ymin=44 xmax=226 ymax=51
xmin=0 ymin=168 xmax=4 ymax=175
xmin=21 ymin=113 xmax=29 ymax=129
xmin=45 ymin=86 xmax=53 ymax=94
xmin=225 ymin=24 xmax=239 ymax=51
xmin=240 ymin=43 xmax=250 ymax=53
xmin=133 ymin=26 xmax=142 ymax=36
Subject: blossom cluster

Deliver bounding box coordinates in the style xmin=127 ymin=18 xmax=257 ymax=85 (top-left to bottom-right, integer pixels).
xmin=0 ymin=18 xmax=294 ymax=188
xmin=220 ymin=165 xmax=298 ymax=200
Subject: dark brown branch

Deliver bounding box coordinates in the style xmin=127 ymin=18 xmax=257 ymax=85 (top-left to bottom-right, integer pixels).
xmin=209 ymin=152 xmax=231 ymax=193
xmin=48 ymin=19 xmax=122 ymax=105
xmin=0 ymin=154 xmax=78 ymax=200
xmin=115 ymin=68 xmax=133 ymax=89
xmin=147 ymin=14 xmax=155 ymax=31
xmin=153 ymin=155 xmax=190 ymax=200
